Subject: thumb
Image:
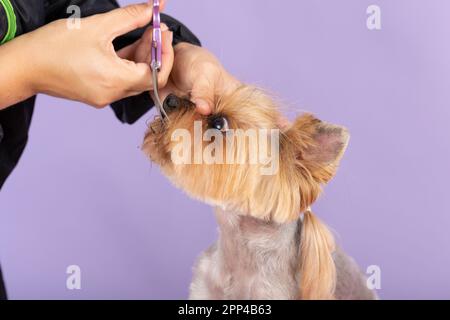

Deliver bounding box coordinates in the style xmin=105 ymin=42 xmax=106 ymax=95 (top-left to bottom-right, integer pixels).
xmin=101 ymin=3 xmax=153 ymax=39
xmin=191 ymin=77 xmax=215 ymax=115
xmin=192 ymin=98 xmax=213 ymax=115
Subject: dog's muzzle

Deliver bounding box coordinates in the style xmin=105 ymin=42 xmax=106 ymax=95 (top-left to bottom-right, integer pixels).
xmin=149 ymin=94 xmax=195 ymax=134
xmin=161 ymin=94 xmax=195 ymax=119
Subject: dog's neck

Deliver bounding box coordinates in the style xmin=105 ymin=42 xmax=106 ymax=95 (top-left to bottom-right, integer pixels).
xmin=214 ymin=207 xmax=301 ymax=280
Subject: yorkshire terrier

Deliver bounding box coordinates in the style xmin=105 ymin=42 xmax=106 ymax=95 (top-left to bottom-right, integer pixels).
xmin=143 ymin=86 xmax=376 ymax=300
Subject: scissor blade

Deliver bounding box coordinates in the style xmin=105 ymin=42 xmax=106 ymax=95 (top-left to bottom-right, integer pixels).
xmin=152 ymin=67 xmax=169 ymax=121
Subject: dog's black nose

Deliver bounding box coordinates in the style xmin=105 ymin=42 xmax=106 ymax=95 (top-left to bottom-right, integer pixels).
xmin=163 ymin=94 xmax=181 ymax=114
xmin=162 ymin=94 xmax=195 ymax=117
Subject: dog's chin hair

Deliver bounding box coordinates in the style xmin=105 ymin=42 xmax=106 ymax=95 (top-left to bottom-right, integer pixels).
xmin=159 ymin=168 xmax=228 ymax=210
xmin=202 ymin=198 xmax=228 ymax=211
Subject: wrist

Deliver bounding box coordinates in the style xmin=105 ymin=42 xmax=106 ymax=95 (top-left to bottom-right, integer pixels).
xmin=0 ymin=30 xmax=42 ymax=97
xmin=17 ymin=32 xmax=50 ymax=96
xmin=0 ymin=35 xmax=37 ymax=108
xmin=16 ymin=36 xmax=40 ymax=96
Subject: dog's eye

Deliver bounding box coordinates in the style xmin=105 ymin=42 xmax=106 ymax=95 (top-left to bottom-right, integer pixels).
xmin=210 ymin=116 xmax=229 ymax=132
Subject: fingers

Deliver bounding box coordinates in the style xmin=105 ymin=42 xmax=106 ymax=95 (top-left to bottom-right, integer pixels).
xmin=190 ymin=72 xmax=242 ymax=115
xmin=190 ymin=76 xmax=215 ymax=115
xmin=193 ymin=98 xmax=213 ymax=115
xmin=116 ymin=41 xmax=140 ymax=60
xmin=139 ymin=26 xmax=155 ymax=63
xmin=119 ymin=28 xmax=173 ymax=93
xmin=125 ymin=23 xmax=169 ymax=65
xmin=153 ymin=0 xmax=166 ymax=11
xmin=116 ymin=26 xmax=153 ymax=63
xmin=101 ymin=3 xmax=153 ymax=39
xmin=120 ymin=59 xmax=153 ymax=93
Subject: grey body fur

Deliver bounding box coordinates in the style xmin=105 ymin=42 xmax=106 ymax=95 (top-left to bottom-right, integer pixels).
xmin=189 ymin=208 xmax=376 ymax=300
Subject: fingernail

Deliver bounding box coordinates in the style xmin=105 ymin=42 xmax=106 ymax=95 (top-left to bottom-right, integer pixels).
xmin=193 ymin=99 xmax=212 ymax=115
xmin=161 ymin=23 xmax=169 ymax=32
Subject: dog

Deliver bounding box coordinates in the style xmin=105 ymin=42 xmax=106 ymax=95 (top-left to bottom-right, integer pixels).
xmin=143 ymin=85 xmax=377 ymax=300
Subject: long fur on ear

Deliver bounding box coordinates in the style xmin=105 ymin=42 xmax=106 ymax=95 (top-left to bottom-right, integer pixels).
xmin=299 ymin=210 xmax=336 ymax=299
xmin=280 ymin=114 xmax=348 ymax=299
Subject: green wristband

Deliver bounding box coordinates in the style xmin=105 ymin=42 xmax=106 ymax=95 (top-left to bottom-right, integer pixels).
xmin=0 ymin=0 xmax=17 ymax=45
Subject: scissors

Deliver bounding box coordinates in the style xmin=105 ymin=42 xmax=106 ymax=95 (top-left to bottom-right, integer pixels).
xmin=151 ymin=0 xmax=169 ymax=120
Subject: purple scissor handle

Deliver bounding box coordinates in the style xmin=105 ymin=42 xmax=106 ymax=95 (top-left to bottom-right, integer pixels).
xmin=150 ymin=0 xmax=168 ymax=120
xmin=151 ymin=0 xmax=162 ymax=71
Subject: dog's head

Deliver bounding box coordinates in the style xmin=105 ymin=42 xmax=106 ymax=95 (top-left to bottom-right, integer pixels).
xmin=143 ymin=86 xmax=349 ymax=224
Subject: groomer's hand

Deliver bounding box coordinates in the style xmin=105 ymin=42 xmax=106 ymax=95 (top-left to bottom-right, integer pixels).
xmin=125 ymin=38 xmax=241 ymax=115
xmin=162 ymin=43 xmax=241 ymax=115
xmin=0 ymin=2 xmax=173 ymax=109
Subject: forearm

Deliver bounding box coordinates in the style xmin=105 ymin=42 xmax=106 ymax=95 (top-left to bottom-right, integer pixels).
xmin=0 ymin=35 xmax=36 ymax=110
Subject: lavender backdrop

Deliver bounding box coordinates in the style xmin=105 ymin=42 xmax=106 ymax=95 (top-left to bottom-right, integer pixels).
xmin=1 ymin=0 xmax=449 ymax=299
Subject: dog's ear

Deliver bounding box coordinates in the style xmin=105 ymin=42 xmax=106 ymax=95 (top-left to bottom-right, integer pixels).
xmin=248 ymin=114 xmax=349 ymax=223
xmin=284 ymin=114 xmax=350 ymax=184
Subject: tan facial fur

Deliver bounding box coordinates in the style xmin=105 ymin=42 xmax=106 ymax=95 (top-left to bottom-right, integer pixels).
xmin=143 ymin=85 xmax=349 ymax=223
xmin=143 ymin=85 xmax=350 ymax=299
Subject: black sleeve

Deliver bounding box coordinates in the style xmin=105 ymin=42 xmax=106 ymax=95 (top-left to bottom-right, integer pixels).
xmin=45 ymin=0 xmax=119 ymax=22
xmin=0 ymin=4 xmax=6 ymax=42
xmin=44 ymin=0 xmax=201 ymax=124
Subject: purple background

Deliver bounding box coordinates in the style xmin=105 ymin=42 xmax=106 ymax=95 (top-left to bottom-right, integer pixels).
xmin=1 ymin=0 xmax=450 ymax=299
